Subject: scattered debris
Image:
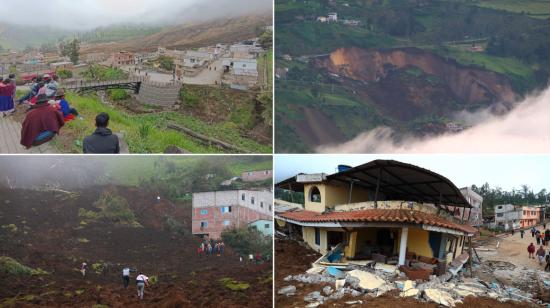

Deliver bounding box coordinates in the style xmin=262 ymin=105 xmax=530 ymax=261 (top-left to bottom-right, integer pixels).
xmin=347 ymin=269 xmax=386 ymax=291
xmin=424 ymin=288 xmax=456 ymax=307
xmin=278 ymin=285 xmax=296 ymax=297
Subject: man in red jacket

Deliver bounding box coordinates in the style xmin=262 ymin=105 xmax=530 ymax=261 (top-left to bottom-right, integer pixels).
xmin=20 ymin=94 xmax=65 ymax=149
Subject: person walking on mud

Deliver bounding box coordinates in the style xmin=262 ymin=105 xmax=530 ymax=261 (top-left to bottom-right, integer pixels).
xmin=537 ymin=246 xmax=546 ymax=265
xmin=532 ymin=227 xmax=536 ymax=238
xmin=520 ymin=229 xmax=525 ymax=239
xmin=528 ymin=243 xmax=536 ymax=259
xmin=122 ymin=267 xmax=131 ymax=289
xmin=545 ymin=253 xmax=550 ymax=271
xmin=81 ymin=262 xmax=88 ymax=277
xmin=136 ymin=272 xmax=149 ymax=300
xmin=545 ymin=229 xmax=550 ymax=246
xmin=220 ymin=241 xmax=225 ymax=255
xmin=536 ymin=230 xmax=542 ymax=245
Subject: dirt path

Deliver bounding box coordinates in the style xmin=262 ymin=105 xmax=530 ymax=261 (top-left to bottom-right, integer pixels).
xmin=478 ymin=225 xmax=549 ymax=269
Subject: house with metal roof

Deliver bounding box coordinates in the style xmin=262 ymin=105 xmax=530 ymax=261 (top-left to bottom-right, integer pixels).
xmin=275 ymin=160 xmax=477 ymax=279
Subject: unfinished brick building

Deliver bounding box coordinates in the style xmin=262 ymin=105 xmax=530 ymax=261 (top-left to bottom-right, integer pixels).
xmin=192 ymin=190 xmax=273 ymax=239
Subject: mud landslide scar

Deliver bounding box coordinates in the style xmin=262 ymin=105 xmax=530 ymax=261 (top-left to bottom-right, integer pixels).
xmin=321 ymin=47 xmax=516 ymax=104
xmin=0 ymin=186 xmax=272 ymax=307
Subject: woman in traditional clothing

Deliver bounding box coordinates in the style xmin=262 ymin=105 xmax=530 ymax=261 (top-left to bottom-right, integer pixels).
xmin=0 ymin=78 xmax=15 ymax=117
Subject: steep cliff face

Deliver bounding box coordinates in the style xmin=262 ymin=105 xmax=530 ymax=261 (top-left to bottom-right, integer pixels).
xmin=320 ymin=47 xmax=516 ymax=105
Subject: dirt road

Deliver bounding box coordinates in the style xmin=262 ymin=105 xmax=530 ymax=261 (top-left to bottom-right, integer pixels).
xmin=479 ymin=226 xmax=550 ymax=269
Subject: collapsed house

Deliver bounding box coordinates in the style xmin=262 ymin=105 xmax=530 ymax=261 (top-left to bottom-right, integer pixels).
xmin=275 ymin=160 xmax=477 ymax=280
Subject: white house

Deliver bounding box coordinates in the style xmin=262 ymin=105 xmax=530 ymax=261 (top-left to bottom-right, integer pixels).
xmin=182 ymin=51 xmax=213 ymax=68
xmin=494 ymin=204 xmax=521 ymax=230
xmin=328 ymin=12 xmax=338 ymax=22
xmin=233 ymin=59 xmax=258 ymax=77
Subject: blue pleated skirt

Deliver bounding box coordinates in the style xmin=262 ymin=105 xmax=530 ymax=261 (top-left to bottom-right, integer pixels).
xmin=0 ymin=95 xmax=14 ymax=112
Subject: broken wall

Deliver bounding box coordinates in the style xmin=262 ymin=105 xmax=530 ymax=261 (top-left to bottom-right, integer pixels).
xmin=303 ymin=183 xmax=372 ymax=213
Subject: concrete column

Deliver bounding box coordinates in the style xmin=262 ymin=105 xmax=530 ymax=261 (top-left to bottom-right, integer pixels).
xmin=398 ymin=227 xmax=409 ymax=266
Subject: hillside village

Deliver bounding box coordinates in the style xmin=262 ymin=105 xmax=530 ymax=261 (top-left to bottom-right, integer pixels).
xmin=0 ymin=30 xmax=271 ymax=91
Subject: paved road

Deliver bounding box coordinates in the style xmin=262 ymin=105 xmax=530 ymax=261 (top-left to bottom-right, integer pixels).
xmin=0 ymin=116 xmax=55 ymax=154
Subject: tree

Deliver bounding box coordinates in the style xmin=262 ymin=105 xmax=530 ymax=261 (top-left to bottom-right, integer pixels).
xmin=61 ymin=38 xmax=80 ymax=64
xmin=258 ymin=30 xmax=273 ymax=49
xmin=158 ymin=56 xmax=174 ymax=71
xmin=68 ymin=38 xmax=80 ymax=64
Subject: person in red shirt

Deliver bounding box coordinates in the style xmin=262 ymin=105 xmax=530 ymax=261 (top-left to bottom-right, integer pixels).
xmin=20 ymin=94 xmax=65 ymax=148
xmin=528 ymin=243 xmax=536 ymax=259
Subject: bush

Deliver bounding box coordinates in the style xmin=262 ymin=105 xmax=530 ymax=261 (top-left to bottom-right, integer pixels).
xmin=158 ymin=56 xmax=174 ymax=71
xmin=219 ymin=277 xmax=250 ymax=291
xmin=221 ymin=227 xmax=272 ymax=260
xmin=57 ymin=69 xmax=73 ymax=79
xmin=108 ymin=89 xmax=129 ymax=101
xmin=181 ymin=90 xmax=199 ymax=107
xmin=93 ymin=191 xmax=138 ymax=225
xmin=0 ymin=256 xmax=33 ymax=275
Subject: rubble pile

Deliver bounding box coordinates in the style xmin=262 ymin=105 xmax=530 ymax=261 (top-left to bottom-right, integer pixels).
xmin=278 ymin=264 xmax=543 ymax=307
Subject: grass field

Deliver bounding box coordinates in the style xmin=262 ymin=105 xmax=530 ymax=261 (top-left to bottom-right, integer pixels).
xmin=474 ymin=0 xmax=550 ymax=18
xmin=57 ymin=92 xmax=271 ymax=154
xmin=94 ymin=156 xmax=272 ymax=187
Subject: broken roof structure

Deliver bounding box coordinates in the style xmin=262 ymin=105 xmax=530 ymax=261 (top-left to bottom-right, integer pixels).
xmin=275 ymin=159 xmax=477 ymax=278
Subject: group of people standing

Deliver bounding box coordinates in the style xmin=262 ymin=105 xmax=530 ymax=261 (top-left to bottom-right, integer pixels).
xmin=526 ymin=224 xmax=550 ymax=271
xmin=197 ymin=239 xmax=225 ymax=256
xmin=4 ymin=73 xmax=120 ymax=153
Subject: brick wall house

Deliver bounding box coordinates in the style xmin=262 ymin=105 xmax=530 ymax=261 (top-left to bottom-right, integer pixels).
xmin=192 ymin=190 xmax=273 ymax=239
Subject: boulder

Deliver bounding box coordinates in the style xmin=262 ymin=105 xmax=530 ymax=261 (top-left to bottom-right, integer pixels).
xmin=304 ymin=291 xmax=325 ymax=303
xmin=423 ymin=289 xmax=456 ymax=307
xmin=278 ymin=285 xmax=296 ymax=296
xmin=347 ymin=270 xmax=386 ymax=291
xmin=395 ymin=280 xmax=415 ymax=291
xmin=400 ymin=288 xmax=420 ymax=297
xmin=374 ymin=263 xmax=398 ymax=274
xmin=323 ymin=286 xmax=333 ymax=296
xmin=335 ymin=279 xmax=346 ymax=290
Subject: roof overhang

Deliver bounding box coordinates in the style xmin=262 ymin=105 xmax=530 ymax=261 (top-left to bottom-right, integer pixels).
xmin=275 ymin=214 xmax=472 ymax=237
xmin=276 ymin=160 xmax=471 ymax=208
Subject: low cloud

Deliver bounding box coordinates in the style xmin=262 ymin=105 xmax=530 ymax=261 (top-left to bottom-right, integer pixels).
xmin=1 ymin=0 xmax=272 ymax=30
xmin=317 ymin=85 xmax=550 ymax=153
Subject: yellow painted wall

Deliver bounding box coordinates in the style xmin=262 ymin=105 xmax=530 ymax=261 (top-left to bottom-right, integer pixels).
xmin=406 ymin=228 xmax=433 ymax=258
xmin=345 ymin=231 xmax=358 ymax=258
xmin=304 ymin=183 xmax=371 ymax=213
xmin=302 ymin=227 xmax=316 ymax=250
xmin=320 ymin=229 xmax=328 ymax=254
xmin=275 ymin=219 xmax=286 ymax=227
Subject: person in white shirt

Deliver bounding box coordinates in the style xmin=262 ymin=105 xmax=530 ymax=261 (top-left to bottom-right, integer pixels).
xmin=122 ymin=267 xmax=131 ymax=289
xmin=136 ymin=272 xmax=149 ymax=300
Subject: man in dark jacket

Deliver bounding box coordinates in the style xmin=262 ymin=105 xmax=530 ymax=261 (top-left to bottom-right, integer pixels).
xmin=83 ymin=112 xmax=120 ymax=154
xmin=20 ymin=94 xmax=65 ymax=148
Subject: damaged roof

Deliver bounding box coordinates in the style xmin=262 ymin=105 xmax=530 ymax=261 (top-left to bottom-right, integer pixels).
xmin=276 ymin=159 xmax=471 ymax=208
xmin=277 ymin=208 xmax=477 ymax=235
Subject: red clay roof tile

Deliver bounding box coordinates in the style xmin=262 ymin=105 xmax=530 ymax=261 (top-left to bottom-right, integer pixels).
xmin=278 ymin=209 xmax=476 ymax=234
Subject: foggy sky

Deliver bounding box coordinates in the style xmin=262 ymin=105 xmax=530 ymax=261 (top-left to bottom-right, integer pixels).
xmin=275 ymin=154 xmax=550 ymax=192
xmin=317 ymin=85 xmax=550 ymax=154
xmin=0 ymin=0 xmax=272 ymax=30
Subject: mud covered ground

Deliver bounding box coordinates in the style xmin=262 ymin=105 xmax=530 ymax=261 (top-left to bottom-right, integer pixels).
xmin=0 ymin=186 xmax=272 ymax=307
xmin=275 ymin=237 xmax=534 ymax=308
